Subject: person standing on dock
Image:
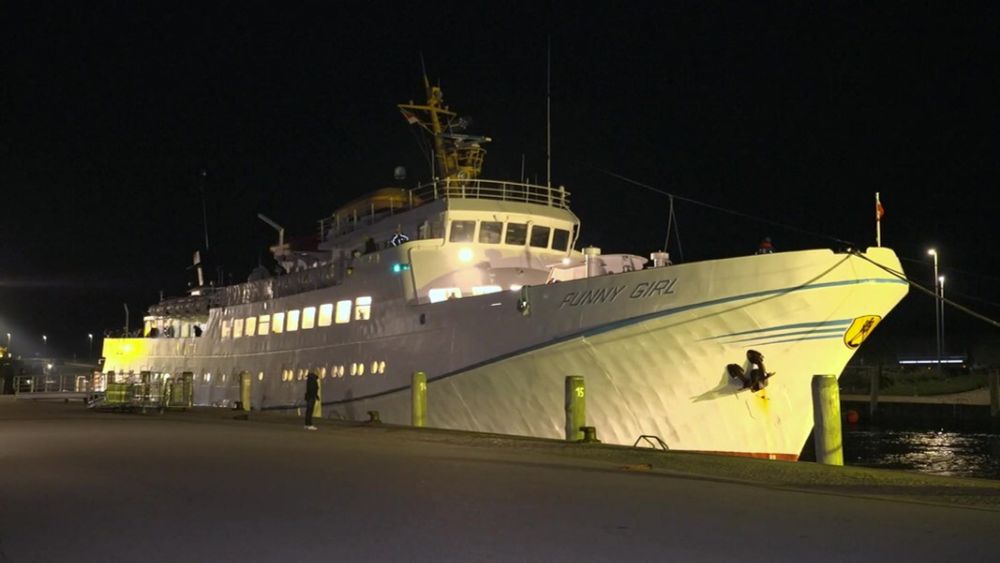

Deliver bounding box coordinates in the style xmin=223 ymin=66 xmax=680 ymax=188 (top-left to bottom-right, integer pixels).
xmin=304 ymin=373 xmax=319 ymax=430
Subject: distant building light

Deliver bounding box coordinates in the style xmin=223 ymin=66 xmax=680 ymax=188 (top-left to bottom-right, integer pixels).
xmin=897 ymin=357 xmax=966 ymax=365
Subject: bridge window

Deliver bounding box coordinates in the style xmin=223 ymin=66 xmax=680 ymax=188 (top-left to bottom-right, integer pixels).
xmin=530 ymin=225 xmax=551 ymax=248
xmin=449 ymin=220 xmax=476 ymax=242
xmin=302 ymin=306 xmax=316 ymax=330
xmin=318 ymin=304 xmax=333 ymax=327
xmin=258 ymin=314 xmax=270 ymax=335
xmin=472 ymin=285 xmax=502 ymax=295
xmin=233 ymin=318 xmax=244 ymax=338
xmin=221 ymin=319 xmax=232 ymax=339
xmin=479 ymin=221 xmax=502 ymax=244
xmin=354 ymin=296 xmax=372 ymax=320
xmin=552 ymin=228 xmax=570 ymax=251
xmin=245 ymin=316 xmax=257 ymax=337
xmin=272 ymin=312 xmax=285 ymax=334
xmin=505 ymin=223 xmax=527 ymax=245
xmin=335 ymin=300 xmax=351 ymax=324
xmin=428 ymin=288 xmax=462 ymax=303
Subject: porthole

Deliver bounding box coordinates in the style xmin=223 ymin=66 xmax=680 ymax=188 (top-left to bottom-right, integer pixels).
xmin=350 ymin=363 xmax=357 ymax=376
xmin=319 ymin=367 xmax=327 ymax=380
xmin=358 ymin=363 xmax=365 ymax=376
xmin=371 ymin=361 xmax=378 ymax=374
xmin=379 ymin=361 xmax=386 ymax=374
xmin=258 ymin=372 xmax=264 ymax=382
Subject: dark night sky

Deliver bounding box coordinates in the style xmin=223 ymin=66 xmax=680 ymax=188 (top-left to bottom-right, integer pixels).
xmin=2 ymin=2 xmax=999 ymax=358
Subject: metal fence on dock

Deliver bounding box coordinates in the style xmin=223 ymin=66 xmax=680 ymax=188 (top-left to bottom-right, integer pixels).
xmin=14 ymin=372 xmax=193 ymax=411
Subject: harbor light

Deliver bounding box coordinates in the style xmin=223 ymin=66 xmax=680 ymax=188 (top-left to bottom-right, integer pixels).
xmin=927 ymin=248 xmax=941 ymax=376
xmin=939 ymin=275 xmax=946 ymax=355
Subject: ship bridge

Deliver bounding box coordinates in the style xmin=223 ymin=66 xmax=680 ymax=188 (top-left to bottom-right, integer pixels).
xmin=314 ymin=179 xmax=582 ymax=303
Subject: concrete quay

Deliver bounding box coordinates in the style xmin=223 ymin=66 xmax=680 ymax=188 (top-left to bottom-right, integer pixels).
xmin=2 ymin=397 xmax=999 ymax=562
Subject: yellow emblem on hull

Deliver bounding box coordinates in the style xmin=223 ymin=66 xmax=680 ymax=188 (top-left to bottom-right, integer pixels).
xmin=844 ymin=315 xmax=882 ymax=349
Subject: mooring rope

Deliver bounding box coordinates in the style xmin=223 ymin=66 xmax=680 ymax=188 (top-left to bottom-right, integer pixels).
xmin=851 ymin=251 xmax=1000 ymax=329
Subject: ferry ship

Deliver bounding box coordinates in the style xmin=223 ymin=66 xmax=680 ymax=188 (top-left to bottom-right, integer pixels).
xmin=101 ymin=79 xmax=908 ymax=460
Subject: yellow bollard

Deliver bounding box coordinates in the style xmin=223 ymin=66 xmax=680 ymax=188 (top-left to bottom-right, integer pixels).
xmin=565 ymin=376 xmax=586 ymax=442
xmin=240 ymin=372 xmax=252 ymax=412
xmin=412 ymin=371 xmax=427 ymax=427
xmin=811 ymin=374 xmax=844 ymax=466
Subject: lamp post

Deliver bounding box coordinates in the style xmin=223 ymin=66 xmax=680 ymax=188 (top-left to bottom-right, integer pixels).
xmin=938 ymin=276 xmax=945 ymax=359
xmin=927 ymin=249 xmax=941 ymax=376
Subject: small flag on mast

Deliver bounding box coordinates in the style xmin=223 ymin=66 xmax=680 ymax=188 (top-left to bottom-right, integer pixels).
xmin=875 ymin=192 xmax=884 ymax=247
xmin=400 ymin=108 xmax=419 ymax=125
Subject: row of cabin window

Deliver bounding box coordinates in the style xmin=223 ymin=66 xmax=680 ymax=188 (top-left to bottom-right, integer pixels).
xmin=280 ymin=360 xmax=387 ymax=381
xmin=105 ymin=362 xmax=388 ymax=385
xmin=220 ymin=297 xmax=372 ymax=339
xmin=449 ymin=220 xmax=571 ymax=251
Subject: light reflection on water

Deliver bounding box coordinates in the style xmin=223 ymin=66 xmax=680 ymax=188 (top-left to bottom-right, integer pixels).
xmin=842 ymin=427 xmax=1000 ymax=479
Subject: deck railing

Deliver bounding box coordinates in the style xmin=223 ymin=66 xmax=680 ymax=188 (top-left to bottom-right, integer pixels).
xmin=411 ymin=178 xmax=571 ymax=209
xmin=319 ymin=179 xmax=571 ymax=241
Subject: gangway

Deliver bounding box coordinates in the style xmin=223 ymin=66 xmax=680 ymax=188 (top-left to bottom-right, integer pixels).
xmin=88 ymin=373 xmax=194 ymax=412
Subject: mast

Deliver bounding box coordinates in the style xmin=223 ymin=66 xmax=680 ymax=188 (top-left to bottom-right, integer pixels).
xmin=546 ymin=36 xmax=552 ymax=189
xmin=399 ymin=72 xmax=490 ymax=182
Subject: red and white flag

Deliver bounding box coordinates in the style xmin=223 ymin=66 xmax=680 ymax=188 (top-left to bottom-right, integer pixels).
xmin=875 ymin=192 xmax=884 ymax=247
xmin=400 ymin=108 xmax=419 ymax=125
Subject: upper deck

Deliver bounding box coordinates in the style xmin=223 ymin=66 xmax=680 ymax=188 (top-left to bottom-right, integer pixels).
xmin=318 ymin=178 xmax=572 ymax=245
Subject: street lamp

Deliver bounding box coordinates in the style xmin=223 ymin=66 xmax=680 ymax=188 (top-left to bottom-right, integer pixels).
xmin=938 ymin=275 xmax=945 ymax=358
xmin=927 ymin=249 xmax=941 ymax=375
xmin=88 ymin=333 xmax=94 ymax=358
xmin=5 ymin=332 xmax=9 ymax=348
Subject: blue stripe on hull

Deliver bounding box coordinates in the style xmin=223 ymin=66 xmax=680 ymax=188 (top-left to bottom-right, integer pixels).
xmin=263 ymin=275 xmax=905 ymax=410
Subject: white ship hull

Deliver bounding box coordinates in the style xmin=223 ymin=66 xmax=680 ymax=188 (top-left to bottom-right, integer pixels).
xmin=103 ymin=246 xmax=907 ymax=459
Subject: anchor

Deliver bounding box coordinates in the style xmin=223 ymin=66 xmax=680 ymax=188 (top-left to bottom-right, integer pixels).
xmin=726 ymin=349 xmax=775 ymax=392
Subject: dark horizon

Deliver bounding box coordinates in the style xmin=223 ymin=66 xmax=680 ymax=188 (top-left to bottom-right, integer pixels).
xmin=3 ymin=3 xmax=999 ymax=358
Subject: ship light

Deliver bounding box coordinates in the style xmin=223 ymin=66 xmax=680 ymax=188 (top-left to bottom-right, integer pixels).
xmin=392 ymin=263 xmax=411 ymax=273
xmin=457 ymin=247 xmax=474 ymax=262
xmin=561 ymin=257 xmax=571 ymax=266
xmin=509 ymin=284 xmax=522 ymax=291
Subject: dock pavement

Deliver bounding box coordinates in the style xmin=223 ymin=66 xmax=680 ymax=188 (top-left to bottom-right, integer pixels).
xmin=2 ymin=396 xmax=999 ymax=562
